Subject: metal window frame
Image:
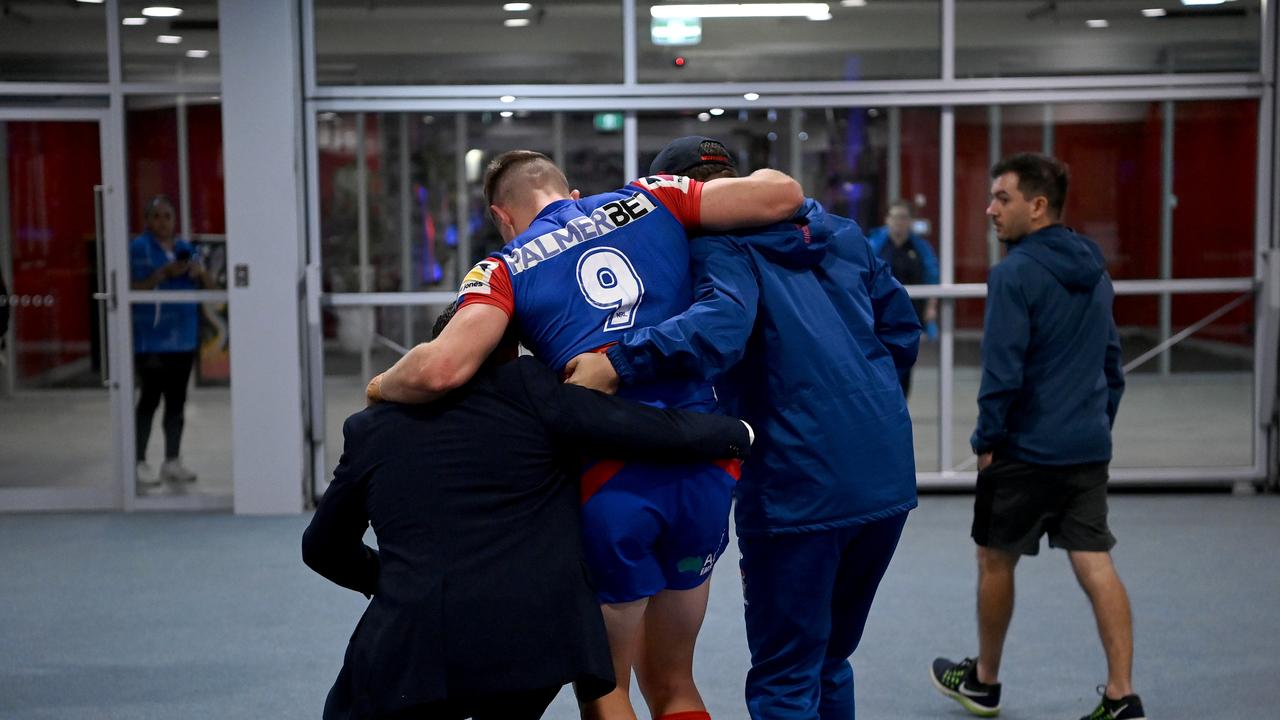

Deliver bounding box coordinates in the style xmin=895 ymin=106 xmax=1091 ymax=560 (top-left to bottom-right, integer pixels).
xmin=297 ymin=0 xmax=1276 ymax=491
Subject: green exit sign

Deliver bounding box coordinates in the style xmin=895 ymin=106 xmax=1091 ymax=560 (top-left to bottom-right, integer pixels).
xmin=594 ymin=112 xmax=624 ymax=133
xmin=651 ymin=17 xmax=702 ymax=46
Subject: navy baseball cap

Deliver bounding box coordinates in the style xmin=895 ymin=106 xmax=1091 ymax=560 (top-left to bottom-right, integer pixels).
xmin=649 ymin=136 xmax=736 ymax=176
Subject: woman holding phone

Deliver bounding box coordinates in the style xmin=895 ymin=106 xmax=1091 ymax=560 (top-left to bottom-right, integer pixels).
xmin=129 ymin=195 xmax=214 ymax=490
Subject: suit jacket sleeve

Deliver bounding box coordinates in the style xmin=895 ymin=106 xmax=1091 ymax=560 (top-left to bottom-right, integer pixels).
xmin=515 ymin=357 xmax=751 ymax=463
xmin=301 ymin=414 xmax=380 ymax=598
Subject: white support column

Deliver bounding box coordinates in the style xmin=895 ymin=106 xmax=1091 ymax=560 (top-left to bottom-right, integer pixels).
xmin=355 ymin=112 xmax=372 ymax=382
xmin=1041 ymin=103 xmax=1054 ymax=157
xmin=939 ymin=106 xmax=956 ymax=472
xmin=789 ymin=108 xmax=804 ymax=180
xmin=399 ymin=113 xmax=413 ymax=347
xmin=1159 ymin=100 xmax=1175 ymax=376
xmin=624 ymin=112 xmax=638 ymax=182
xmin=887 ymin=106 xmax=901 ymax=202
xmin=0 ymin=122 xmax=13 ymax=397
xmin=455 ymin=113 xmax=471 ymax=275
xmin=552 ymin=111 xmax=566 ymax=168
xmin=220 ymin=0 xmax=306 ymax=514
xmin=177 ymin=94 xmax=192 ymax=239
xmin=987 ymin=104 xmax=1001 ymax=268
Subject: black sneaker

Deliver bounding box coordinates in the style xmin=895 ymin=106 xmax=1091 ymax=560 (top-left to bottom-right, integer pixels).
xmin=929 ymin=656 xmax=1002 ymax=717
xmin=1080 ymin=688 xmax=1146 ymax=720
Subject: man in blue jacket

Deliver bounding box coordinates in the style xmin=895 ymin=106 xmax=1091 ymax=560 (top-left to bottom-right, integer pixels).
xmin=867 ymin=200 xmax=939 ymax=395
xmin=566 ymin=136 xmax=920 ymax=720
xmin=929 ymin=154 xmax=1143 ymax=720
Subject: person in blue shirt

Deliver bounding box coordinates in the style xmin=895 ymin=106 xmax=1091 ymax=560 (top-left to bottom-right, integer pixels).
xmin=928 ymin=154 xmax=1143 ymax=720
xmin=867 ymin=199 xmax=939 ymax=396
xmin=129 ymin=196 xmax=214 ymax=490
xmin=565 ymin=136 xmax=921 ymax=720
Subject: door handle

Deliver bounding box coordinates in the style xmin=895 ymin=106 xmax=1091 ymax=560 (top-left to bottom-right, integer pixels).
xmin=92 ymin=185 xmax=115 ymax=388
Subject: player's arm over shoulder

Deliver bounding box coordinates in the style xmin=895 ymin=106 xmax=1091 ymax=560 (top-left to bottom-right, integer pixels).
xmin=699 ymin=168 xmax=804 ymax=231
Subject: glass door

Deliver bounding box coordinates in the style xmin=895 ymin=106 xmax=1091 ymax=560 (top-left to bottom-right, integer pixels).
xmin=0 ymin=114 xmax=124 ymax=511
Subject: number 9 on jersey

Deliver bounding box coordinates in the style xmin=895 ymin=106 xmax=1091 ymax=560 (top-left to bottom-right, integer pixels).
xmin=576 ymin=247 xmax=646 ymax=332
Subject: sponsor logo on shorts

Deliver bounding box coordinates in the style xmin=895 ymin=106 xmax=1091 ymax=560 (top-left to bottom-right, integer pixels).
xmin=676 ymin=553 xmax=716 ymax=577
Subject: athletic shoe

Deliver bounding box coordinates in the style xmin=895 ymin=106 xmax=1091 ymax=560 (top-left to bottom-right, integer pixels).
xmin=136 ymin=461 xmax=161 ymax=489
xmin=1080 ymin=688 xmax=1146 ymax=720
xmin=929 ymin=656 xmax=1002 ymax=717
xmin=160 ymin=458 xmax=197 ymax=484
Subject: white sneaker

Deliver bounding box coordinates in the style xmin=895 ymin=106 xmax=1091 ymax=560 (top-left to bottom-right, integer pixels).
xmin=136 ymin=461 xmax=161 ymax=488
xmin=160 ymin=458 xmax=197 ymax=484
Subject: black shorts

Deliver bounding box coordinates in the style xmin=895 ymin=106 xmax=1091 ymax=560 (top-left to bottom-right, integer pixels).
xmin=971 ymin=457 xmax=1116 ymax=556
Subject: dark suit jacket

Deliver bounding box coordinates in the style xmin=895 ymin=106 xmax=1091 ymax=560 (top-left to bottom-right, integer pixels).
xmin=302 ymin=356 xmax=750 ymax=720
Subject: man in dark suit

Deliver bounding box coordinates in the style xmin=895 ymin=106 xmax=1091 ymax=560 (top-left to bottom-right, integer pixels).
xmin=303 ymin=304 xmax=752 ymax=720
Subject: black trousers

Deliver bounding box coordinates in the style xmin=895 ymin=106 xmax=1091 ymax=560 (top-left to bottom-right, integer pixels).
xmin=135 ymin=351 xmax=195 ymax=462
xmin=386 ymin=685 xmax=561 ymax=720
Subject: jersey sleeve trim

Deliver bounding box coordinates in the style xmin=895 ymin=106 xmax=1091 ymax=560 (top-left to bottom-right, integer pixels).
xmin=631 ymin=174 xmax=703 ymax=230
xmin=457 ymin=257 xmax=515 ymax=318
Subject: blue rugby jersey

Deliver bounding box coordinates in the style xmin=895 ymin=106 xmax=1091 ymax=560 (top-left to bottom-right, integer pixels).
xmin=459 ymin=176 xmax=716 ymax=412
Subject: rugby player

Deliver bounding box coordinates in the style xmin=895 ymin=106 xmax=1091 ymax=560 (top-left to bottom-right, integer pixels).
xmin=367 ymin=149 xmax=803 ymax=720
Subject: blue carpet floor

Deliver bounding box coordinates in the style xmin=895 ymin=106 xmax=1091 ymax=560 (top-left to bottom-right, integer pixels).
xmin=1 ymin=494 xmax=1277 ymax=719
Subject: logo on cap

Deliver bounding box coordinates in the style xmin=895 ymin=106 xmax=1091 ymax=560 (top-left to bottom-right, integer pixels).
xmin=698 ymin=140 xmax=732 ymax=165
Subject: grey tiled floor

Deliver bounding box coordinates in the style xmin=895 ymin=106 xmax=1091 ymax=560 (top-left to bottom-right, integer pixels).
xmin=1 ymin=495 xmax=1277 ymax=719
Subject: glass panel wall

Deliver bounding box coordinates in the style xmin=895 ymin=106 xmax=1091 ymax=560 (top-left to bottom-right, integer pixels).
xmin=0 ymin=1 xmax=107 ymax=82
xmin=952 ymin=292 xmax=1254 ymax=470
xmin=313 ymin=0 xmax=624 ymax=85
xmin=957 ymin=0 xmax=1263 ymax=77
xmin=124 ymin=95 xmax=229 ymax=500
xmin=635 ymin=0 xmax=941 ymax=82
xmin=956 ymin=99 xmax=1259 ymax=284
xmin=120 ymin=0 xmax=221 ymax=82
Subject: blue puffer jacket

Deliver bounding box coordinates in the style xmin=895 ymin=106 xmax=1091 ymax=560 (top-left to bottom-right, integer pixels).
xmin=607 ymin=200 xmax=920 ymax=536
xmin=970 ymin=224 xmax=1125 ymax=465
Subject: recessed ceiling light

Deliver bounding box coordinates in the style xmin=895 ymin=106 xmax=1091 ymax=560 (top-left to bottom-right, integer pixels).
xmin=503 ymin=2 xmax=533 ymax=10
xmin=156 ymin=34 xmax=183 ymax=44
xmin=653 ymin=4 xmax=833 ymax=21
xmin=743 ymin=92 xmax=760 ymax=101
xmin=840 ymin=0 xmax=867 ymax=6
xmin=1142 ymin=8 xmax=1167 ymax=16
xmin=500 ymin=111 xmax=515 ymax=118
xmin=142 ymin=6 xmax=184 ymax=18
xmin=697 ymin=112 xmax=711 ymax=122
xmin=500 ymin=95 xmax=516 ymax=103
xmin=185 ymin=49 xmax=209 ymax=58
xmin=709 ymin=108 xmax=725 ymax=116
xmin=122 ymin=17 xmax=148 ymax=25
xmin=1085 ymin=18 xmax=1109 ymax=28
xmin=504 ymin=17 xmax=531 ymax=27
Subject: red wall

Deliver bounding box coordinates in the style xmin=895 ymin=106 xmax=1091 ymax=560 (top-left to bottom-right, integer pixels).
xmin=126 ymin=103 xmax=225 ymax=235
xmin=7 ymin=121 xmax=102 ymax=378
xmin=951 ymin=100 xmax=1256 ymax=343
